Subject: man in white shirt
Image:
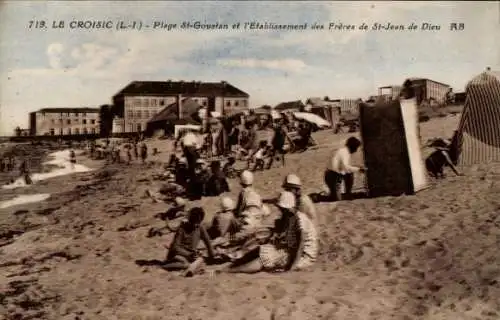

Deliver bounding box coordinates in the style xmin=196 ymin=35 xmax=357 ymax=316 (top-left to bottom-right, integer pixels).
xmin=324 ymin=137 xmax=365 ymax=201
xmin=178 ymin=130 xmax=200 ymax=180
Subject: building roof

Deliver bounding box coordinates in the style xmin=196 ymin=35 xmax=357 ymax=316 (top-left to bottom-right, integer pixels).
xmin=34 ymin=107 xmax=100 ymax=113
xmin=148 ymin=98 xmax=202 ymax=124
xmin=405 ymin=77 xmax=450 ymax=87
xmin=113 ymin=80 xmax=249 ymax=98
xmin=274 ymin=100 xmax=305 ymax=111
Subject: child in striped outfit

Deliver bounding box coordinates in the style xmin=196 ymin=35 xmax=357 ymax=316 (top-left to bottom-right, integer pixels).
xmin=224 ymin=191 xmax=318 ymax=273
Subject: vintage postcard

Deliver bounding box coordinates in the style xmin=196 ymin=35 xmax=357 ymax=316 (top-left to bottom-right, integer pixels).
xmin=0 ymin=1 xmax=499 ymax=319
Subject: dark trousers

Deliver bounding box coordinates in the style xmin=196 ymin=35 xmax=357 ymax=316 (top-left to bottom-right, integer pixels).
xmin=324 ymin=170 xmax=354 ymax=201
xmin=183 ymin=146 xmax=198 ymax=179
xmin=267 ymin=147 xmax=285 ymax=169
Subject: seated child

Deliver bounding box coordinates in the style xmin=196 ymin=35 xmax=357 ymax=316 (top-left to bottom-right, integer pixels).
xmin=425 ymin=139 xmax=461 ymax=179
xmin=222 ymin=156 xmax=237 ymax=178
xmin=207 ymin=197 xmax=236 ymax=241
xmin=162 ymin=207 xmax=216 ymax=277
xmin=250 ymin=140 xmax=268 ymax=171
xmin=205 ymin=161 xmax=230 ymax=197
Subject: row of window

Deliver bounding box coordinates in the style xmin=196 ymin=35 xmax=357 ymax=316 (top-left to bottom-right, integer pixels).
xmin=127 ymin=98 xmax=210 ymax=108
xmin=47 ymin=128 xmax=97 ymax=135
xmin=126 ymin=110 xmax=157 ymax=119
xmin=40 ymin=112 xmax=96 ymax=117
xmin=50 ymin=119 xmax=96 ymax=125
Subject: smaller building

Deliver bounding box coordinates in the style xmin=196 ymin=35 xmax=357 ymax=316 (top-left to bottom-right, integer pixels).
xmin=403 ymin=78 xmax=451 ymax=105
xmin=378 ymin=85 xmax=402 ymax=101
xmin=329 ymin=99 xmax=360 ymax=115
xmin=29 ymin=107 xmax=100 ymax=136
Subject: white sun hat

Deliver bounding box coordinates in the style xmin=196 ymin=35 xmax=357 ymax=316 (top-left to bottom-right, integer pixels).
xmin=276 ymin=191 xmax=296 ymax=209
xmin=240 ymin=170 xmax=254 ymax=186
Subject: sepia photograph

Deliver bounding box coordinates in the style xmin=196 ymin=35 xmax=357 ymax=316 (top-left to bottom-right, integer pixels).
xmin=0 ymin=1 xmax=499 ymax=319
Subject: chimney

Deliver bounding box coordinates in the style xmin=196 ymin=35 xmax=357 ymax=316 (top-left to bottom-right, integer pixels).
xmin=177 ymin=94 xmax=183 ymax=119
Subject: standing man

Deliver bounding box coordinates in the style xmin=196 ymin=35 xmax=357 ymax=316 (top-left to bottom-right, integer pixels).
xmin=180 ymin=130 xmax=200 ymax=180
xmin=267 ymin=120 xmax=287 ymax=169
xmin=324 ymin=137 xmax=366 ymax=201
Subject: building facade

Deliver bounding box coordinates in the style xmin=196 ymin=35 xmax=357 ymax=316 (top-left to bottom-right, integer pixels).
xmin=29 ymin=108 xmax=100 ymax=136
xmin=378 ymin=85 xmax=402 ymax=101
xmin=404 ymin=78 xmax=451 ymax=105
xmin=330 ymin=99 xmax=360 ymax=115
xmin=111 ymin=80 xmax=250 ymax=133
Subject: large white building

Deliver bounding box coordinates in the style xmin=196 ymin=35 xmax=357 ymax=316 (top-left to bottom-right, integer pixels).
xmin=111 ymin=80 xmax=250 ymax=133
xmin=29 ymin=107 xmax=100 ymax=136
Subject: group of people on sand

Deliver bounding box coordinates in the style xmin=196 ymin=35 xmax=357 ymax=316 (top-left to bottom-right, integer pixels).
xmin=89 ymin=139 xmax=149 ymax=165
xmin=139 ymin=169 xmax=319 ymax=277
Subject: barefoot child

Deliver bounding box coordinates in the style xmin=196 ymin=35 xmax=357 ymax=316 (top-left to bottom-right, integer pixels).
xmin=162 ymin=207 xmax=216 ymax=276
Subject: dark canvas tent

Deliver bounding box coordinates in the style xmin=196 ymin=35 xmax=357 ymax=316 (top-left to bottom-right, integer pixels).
xmin=452 ymin=70 xmax=500 ymax=167
xmin=359 ymin=98 xmax=427 ymax=197
xmin=146 ymin=98 xmax=202 ymax=136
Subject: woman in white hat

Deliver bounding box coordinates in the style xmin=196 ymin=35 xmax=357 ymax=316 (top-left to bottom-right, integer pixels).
xmin=208 ymin=197 xmax=236 ymax=241
xmin=225 ymin=191 xmax=317 ymax=273
xmin=282 ymin=174 xmax=317 ymax=226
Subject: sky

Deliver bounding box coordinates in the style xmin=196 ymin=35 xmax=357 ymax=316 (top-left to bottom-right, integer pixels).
xmin=0 ymin=1 xmax=499 ymax=135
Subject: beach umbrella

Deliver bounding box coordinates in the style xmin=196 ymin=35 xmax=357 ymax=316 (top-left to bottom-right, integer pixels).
xmin=292 ymin=112 xmax=331 ymax=128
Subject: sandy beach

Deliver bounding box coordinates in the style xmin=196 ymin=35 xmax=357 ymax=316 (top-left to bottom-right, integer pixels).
xmin=1 ymin=115 xmax=499 ymax=320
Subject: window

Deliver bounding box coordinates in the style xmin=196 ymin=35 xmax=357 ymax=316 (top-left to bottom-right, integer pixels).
xmin=137 ymin=124 xmax=142 ymax=132
xmin=82 ymin=113 xmax=86 ymax=117
xmin=91 ymin=128 xmax=96 ymax=134
xmin=203 ymin=101 xmax=207 ymax=106
xmin=128 ymin=125 xmax=134 ymax=132
xmin=144 ymin=110 xmax=150 ymax=118
xmin=74 ymin=113 xmax=78 ymax=117
xmin=59 ymin=119 xmax=63 ymax=123
xmin=67 ymin=120 xmax=71 ymax=124
xmin=67 ymin=113 xmax=70 ymax=117
xmin=67 ymin=128 xmax=72 ymax=135
xmin=160 ymin=100 xmax=165 ymax=106
xmin=235 ymin=101 xmax=239 ymax=107
xmin=226 ymin=101 xmax=231 ymax=106
xmin=41 ymin=113 xmax=46 ymax=117
xmin=83 ymin=128 xmax=88 ymax=134
xmin=136 ymin=110 xmax=142 ymax=118
xmin=51 ymin=119 xmax=55 ymax=124
xmin=59 ymin=129 xmax=63 ymax=135
xmin=127 ymin=110 xmax=133 ymax=118
xmin=75 ymin=128 xmax=80 ymax=135
xmin=83 ymin=119 xmax=87 ymax=124
xmin=243 ymin=100 xmax=248 ymax=107
xmin=50 ymin=128 xmax=55 ymax=136
xmin=91 ymin=119 xmax=95 ymax=124
xmin=134 ymin=98 xmax=141 ymax=107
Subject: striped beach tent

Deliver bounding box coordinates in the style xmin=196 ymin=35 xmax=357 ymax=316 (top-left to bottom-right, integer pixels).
xmin=452 ymin=70 xmax=500 ymax=167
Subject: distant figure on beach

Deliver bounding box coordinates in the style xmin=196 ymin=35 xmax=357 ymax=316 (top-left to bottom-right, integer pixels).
xmin=133 ymin=142 xmax=139 ymax=160
xmin=267 ymin=120 xmax=287 ymax=169
xmin=126 ymin=145 xmax=132 ymax=165
xmin=425 ymin=138 xmax=461 ymax=179
xmin=19 ymin=158 xmax=32 ymax=185
xmin=70 ymin=149 xmax=76 ymax=169
xmin=140 ymin=143 xmax=148 ymax=163
xmin=324 ymin=137 xmax=366 ymax=201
